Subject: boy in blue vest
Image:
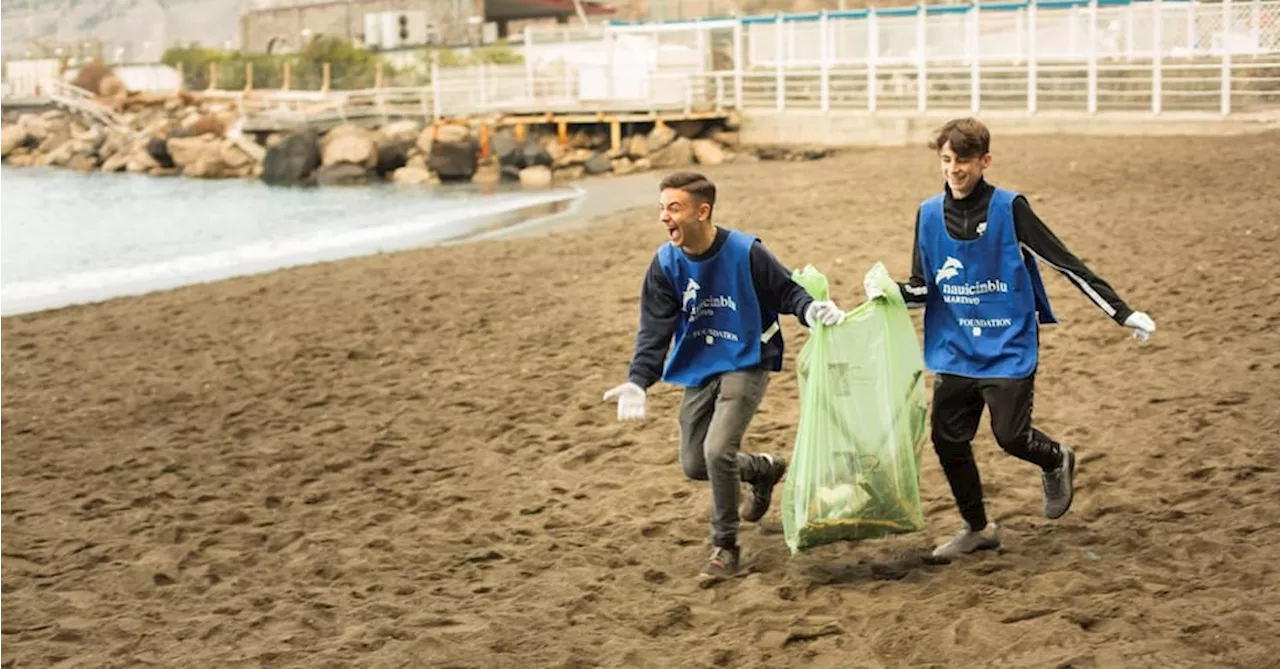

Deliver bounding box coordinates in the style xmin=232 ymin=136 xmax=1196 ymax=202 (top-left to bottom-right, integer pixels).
xmin=864 ymin=118 xmax=1156 ymax=558
xmin=604 ymin=171 xmax=846 ymax=579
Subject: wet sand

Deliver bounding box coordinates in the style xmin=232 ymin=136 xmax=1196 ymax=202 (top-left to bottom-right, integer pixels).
xmin=3 ymin=133 xmax=1279 ymax=668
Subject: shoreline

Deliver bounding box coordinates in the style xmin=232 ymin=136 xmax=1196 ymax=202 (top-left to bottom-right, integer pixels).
xmin=1 ymin=173 xmax=641 ymax=318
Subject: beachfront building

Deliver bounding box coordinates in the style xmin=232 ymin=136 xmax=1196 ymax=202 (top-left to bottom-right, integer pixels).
xmin=239 ymin=0 xmax=615 ymax=54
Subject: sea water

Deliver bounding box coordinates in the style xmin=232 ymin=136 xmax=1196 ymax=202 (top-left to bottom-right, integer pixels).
xmin=0 ymin=166 xmax=587 ymax=316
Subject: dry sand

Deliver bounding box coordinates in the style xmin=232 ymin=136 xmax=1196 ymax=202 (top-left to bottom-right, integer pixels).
xmin=3 ymin=133 xmax=1280 ymax=669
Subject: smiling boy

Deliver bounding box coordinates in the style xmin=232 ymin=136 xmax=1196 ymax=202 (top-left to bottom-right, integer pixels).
xmin=865 ymin=118 xmax=1157 ymax=558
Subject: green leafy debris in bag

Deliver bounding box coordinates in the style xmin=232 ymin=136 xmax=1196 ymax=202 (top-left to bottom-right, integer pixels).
xmin=781 ymin=262 xmax=929 ymax=554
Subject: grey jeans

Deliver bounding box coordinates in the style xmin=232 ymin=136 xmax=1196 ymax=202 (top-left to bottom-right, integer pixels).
xmin=678 ymin=368 xmax=774 ymax=549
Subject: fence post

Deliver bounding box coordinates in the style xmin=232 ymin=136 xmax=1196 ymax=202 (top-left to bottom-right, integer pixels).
xmin=1153 ymin=0 xmax=1163 ymax=113
xmin=868 ymin=7 xmax=879 ymax=112
xmin=322 ymin=62 xmax=331 ymax=92
xmin=563 ymin=27 xmax=573 ymax=105
xmin=970 ymin=1 xmax=981 ymax=114
xmin=1187 ymin=1 xmax=1197 ymax=53
xmin=1028 ymin=0 xmax=1038 ymax=114
xmin=1015 ymin=6 xmax=1025 ymax=64
xmin=1250 ymin=0 xmax=1262 ymax=45
xmin=1087 ymin=0 xmax=1098 ymax=113
xmin=820 ymin=10 xmax=831 ymax=112
xmin=208 ymin=62 xmax=216 ymax=91
xmin=1125 ymin=3 xmax=1136 ymax=60
xmin=733 ymin=18 xmax=744 ymax=109
xmin=245 ymin=62 xmax=253 ymax=91
xmin=283 ymin=60 xmax=291 ymax=91
xmin=775 ymin=14 xmax=785 ymax=111
xmin=1221 ymin=0 xmax=1232 ymax=115
xmin=431 ymin=60 xmax=442 ymax=119
xmin=524 ymin=25 xmax=535 ymax=104
xmin=916 ymin=4 xmax=927 ymax=113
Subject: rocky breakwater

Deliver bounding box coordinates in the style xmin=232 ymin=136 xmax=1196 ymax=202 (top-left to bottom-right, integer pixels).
xmin=1 ymin=96 xmax=263 ymax=179
xmin=1 ymin=91 xmax=761 ymax=188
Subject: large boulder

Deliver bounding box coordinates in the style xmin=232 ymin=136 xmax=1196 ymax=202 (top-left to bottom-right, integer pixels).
xmin=125 ymin=140 xmax=159 ymax=173
xmin=261 ymin=129 xmax=321 ymax=186
xmin=691 ymin=138 xmax=728 ymax=166
xmin=378 ymin=119 xmax=421 ymax=143
xmin=2 ymin=125 xmax=29 ymax=158
xmin=428 ymin=137 xmax=479 ymax=181
xmin=315 ymin=163 xmax=374 ymax=186
xmin=146 ymin=137 xmax=176 ymax=168
xmin=648 ymin=136 xmax=694 ymax=169
xmin=491 ymin=129 xmax=523 ymax=168
xmin=375 ymin=139 xmax=414 ymax=177
xmin=647 ymin=124 xmax=677 ymax=152
xmin=583 ymin=151 xmax=612 ymax=175
xmin=518 ymin=165 xmax=552 ymax=188
xmin=320 ymin=124 xmax=378 ymax=168
xmin=166 ymin=135 xmax=221 ymax=168
xmin=521 ymin=139 xmax=553 ymax=168
xmin=392 ymin=165 xmax=437 ymax=186
xmin=322 ymin=133 xmax=377 ymax=168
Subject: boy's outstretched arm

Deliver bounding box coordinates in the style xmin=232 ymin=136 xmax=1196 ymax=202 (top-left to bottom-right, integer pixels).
xmin=603 ymin=257 xmax=679 ymax=422
xmin=1013 ymin=196 xmax=1156 ymax=339
xmin=1012 ymin=196 xmax=1131 ymax=323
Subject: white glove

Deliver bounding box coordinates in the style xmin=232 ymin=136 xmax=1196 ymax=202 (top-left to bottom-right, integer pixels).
xmin=603 ymin=381 xmax=647 ymax=421
xmin=805 ymin=300 xmax=845 ymax=327
xmin=1124 ymin=311 xmax=1156 ymax=342
xmin=863 ymin=272 xmax=885 ymax=300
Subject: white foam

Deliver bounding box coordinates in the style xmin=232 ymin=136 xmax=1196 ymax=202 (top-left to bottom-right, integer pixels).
xmin=1 ymin=186 xmax=584 ymax=316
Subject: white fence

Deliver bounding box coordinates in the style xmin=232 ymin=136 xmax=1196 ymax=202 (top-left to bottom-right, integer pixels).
xmin=18 ymin=0 xmax=1274 ymax=121
xmin=494 ymin=0 xmax=1280 ymax=116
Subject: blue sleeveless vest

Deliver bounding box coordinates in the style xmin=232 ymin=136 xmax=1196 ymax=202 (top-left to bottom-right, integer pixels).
xmin=657 ymin=229 xmax=781 ymax=387
xmin=918 ymin=188 xmax=1057 ymax=379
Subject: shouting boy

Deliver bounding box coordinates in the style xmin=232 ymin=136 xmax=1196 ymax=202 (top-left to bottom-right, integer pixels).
xmin=605 ymin=171 xmax=845 ymax=578
xmin=864 ymin=118 xmax=1157 ymax=558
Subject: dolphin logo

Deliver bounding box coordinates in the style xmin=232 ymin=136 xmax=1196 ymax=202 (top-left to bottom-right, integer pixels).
xmin=682 ymin=278 xmax=701 ymax=311
xmin=935 ymin=256 xmax=963 ymax=285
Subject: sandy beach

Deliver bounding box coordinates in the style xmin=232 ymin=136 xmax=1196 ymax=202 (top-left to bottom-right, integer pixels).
xmin=3 ymin=132 xmax=1279 ymax=669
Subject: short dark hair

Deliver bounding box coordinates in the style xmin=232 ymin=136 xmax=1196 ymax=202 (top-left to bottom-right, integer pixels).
xmin=928 ymin=118 xmax=991 ymax=159
xmin=659 ymin=171 xmax=717 ymax=212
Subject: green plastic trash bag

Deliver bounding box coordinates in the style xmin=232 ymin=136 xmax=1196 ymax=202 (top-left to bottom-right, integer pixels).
xmin=781 ymin=262 xmax=929 ymax=554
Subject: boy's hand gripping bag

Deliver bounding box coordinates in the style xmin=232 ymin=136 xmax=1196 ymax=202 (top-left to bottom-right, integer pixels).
xmin=781 ymin=263 xmax=929 ymax=554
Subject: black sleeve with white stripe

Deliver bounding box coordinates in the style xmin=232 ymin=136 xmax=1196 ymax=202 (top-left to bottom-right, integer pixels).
xmin=898 ymin=207 xmax=930 ymax=308
xmin=1012 ymin=196 xmax=1134 ymax=325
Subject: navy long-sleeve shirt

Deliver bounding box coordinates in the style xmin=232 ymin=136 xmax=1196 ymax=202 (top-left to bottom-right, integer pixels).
xmin=628 ymin=227 xmax=815 ymax=390
xmin=899 ymin=179 xmax=1134 ymax=325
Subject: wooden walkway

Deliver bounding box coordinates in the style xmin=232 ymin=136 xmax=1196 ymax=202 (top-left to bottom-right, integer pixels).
xmin=46 ymin=80 xmax=134 ymax=136
xmin=201 ymin=83 xmax=733 ymax=135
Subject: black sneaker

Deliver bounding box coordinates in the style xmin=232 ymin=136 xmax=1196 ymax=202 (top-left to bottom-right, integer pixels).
xmin=741 ymin=454 xmax=787 ymax=523
xmin=700 ymin=545 xmax=740 ymax=579
xmin=1042 ymin=444 xmax=1077 ymax=519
